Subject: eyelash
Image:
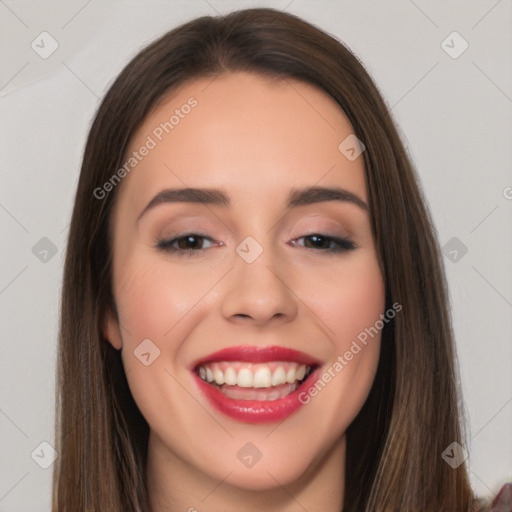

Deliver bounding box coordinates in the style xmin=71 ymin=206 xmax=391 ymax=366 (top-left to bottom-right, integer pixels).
xmin=155 ymin=233 xmax=356 ymax=257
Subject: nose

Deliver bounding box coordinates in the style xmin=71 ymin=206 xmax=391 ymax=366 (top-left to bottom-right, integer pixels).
xmin=220 ymin=241 xmax=298 ymax=327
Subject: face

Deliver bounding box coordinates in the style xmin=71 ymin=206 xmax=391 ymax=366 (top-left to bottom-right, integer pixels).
xmin=103 ymin=71 xmax=385 ymax=493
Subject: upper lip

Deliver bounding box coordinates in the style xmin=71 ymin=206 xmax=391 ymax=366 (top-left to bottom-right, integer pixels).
xmin=191 ymin=345 xmax=323 ymax=370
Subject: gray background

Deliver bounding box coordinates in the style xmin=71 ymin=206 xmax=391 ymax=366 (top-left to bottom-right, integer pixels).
xmin=1 ymin=1 xmax=511 ymax=510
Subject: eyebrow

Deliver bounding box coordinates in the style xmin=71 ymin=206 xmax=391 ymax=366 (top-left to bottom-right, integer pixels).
xmin=137 ymin=185 xmax=368 ymax=222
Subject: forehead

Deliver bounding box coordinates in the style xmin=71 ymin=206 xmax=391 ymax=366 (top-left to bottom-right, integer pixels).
xmin=119 ymin=71 xmax=367 ymax=213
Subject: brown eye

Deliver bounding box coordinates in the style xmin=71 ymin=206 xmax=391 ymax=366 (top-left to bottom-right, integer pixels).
xmin=156 ymin=233 xmax=216 ymax=256
xmin=292 ymin=234 xmax=355 ymax=253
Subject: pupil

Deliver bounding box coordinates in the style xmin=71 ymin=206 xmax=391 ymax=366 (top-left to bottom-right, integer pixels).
xmin=181 ymin=235 xmax=201 ymax=249
xmin=307 ymin=235 xmax=327 ymax=248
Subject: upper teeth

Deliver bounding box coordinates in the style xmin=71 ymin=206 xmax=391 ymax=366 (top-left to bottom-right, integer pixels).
xmin=197 ymin=361 xmax=311 ymax=388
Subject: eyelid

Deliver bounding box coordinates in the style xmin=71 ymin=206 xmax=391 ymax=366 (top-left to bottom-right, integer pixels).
xmin=155 ymin=232 xmax=218 ymax=251
xmin=152 ymin=212 xmax=357 ymax=254
xmin=155 ymin=231 xmax=356 ymax=256
xmin=290 ymin=233 xmax=356 ymax=251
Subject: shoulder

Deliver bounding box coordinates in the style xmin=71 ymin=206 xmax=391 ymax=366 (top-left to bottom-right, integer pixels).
xmin=486 ymin=482 xmax=512 ymax=512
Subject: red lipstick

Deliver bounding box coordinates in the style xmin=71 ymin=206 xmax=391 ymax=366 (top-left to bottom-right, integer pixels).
xmin=191 ymin=345 xmax=322 ymax=367
xmin=191 ymin=345 xmax=322 ymax=424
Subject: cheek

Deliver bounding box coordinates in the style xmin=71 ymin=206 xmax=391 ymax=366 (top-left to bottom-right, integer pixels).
xmin=113 ymin=255 xmax=208 ymax=341
xmin=112 ymin=254 xmax=219 ymax=404
xmin=305 ymin=252 xmax=385 ymax=345
xmin=297 ymin=253 xmax=385 ymax=421
xmin=112 ymin=257 xmax=210 ymax=441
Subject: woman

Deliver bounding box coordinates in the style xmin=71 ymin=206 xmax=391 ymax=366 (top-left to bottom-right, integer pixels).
xmin=51 ymin=7 xmax=510 ymax=511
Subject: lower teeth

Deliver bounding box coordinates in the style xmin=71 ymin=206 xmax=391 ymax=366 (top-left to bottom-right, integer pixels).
xmin=219 ymin=382 xmax=298 ymax=401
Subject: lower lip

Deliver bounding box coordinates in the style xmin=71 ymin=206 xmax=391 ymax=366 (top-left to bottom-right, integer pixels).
xmin=193 ymin=367 xmax=321 ymax=424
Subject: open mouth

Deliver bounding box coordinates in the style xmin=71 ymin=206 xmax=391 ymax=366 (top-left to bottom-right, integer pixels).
xmin=194 ymin=361 xmax=318 ymax=401
xmin=190 ymin=345 xmax=323 ymax=423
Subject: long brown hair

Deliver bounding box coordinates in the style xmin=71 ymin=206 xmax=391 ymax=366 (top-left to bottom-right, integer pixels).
xmin=52 ymin=7 xmax=489 ymax=511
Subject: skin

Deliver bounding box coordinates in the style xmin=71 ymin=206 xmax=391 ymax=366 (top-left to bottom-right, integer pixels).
xmin=103 ymin=71 xmax=385 ymax=512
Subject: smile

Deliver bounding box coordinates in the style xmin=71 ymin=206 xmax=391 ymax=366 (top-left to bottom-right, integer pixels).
xmin=191 ymin=345 xmax=322 ymax=424
xmin=197 ymin=361 xmax=314 ymax=399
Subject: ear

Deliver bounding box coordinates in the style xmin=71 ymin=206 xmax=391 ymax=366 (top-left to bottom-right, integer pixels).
xmin=102 ymin=307 xmax=123 ymax=350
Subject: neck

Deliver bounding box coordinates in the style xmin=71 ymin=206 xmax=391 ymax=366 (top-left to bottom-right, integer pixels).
xmin=146 ymin=431 xmax=345 ymax=512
